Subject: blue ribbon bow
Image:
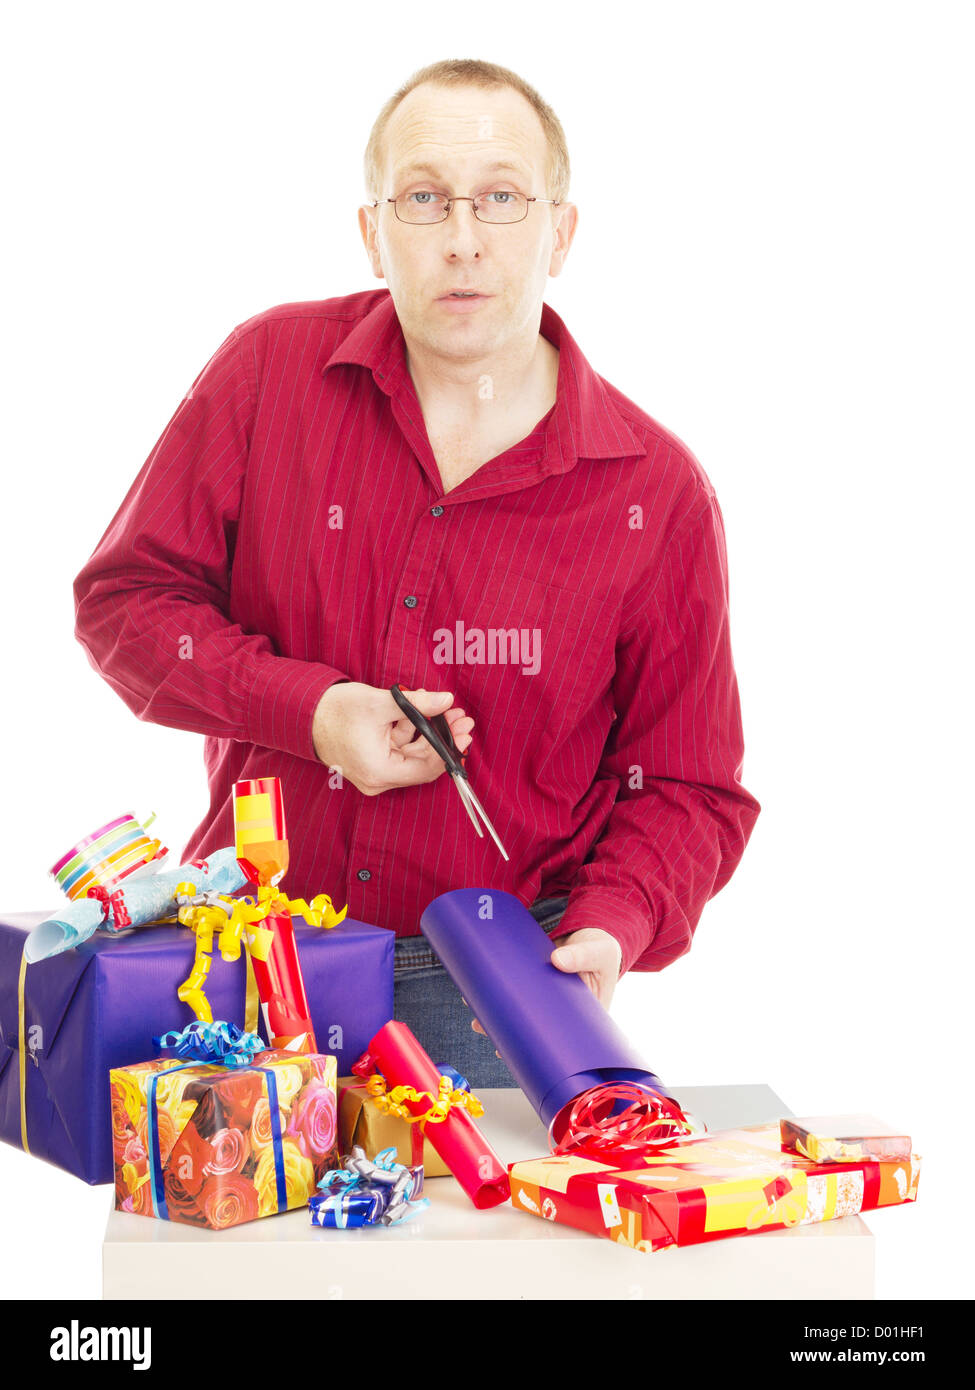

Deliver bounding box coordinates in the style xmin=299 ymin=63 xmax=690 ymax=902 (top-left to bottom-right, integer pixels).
xmin=153 ymin=1019 xmax=267 ymax=1067
xmin=310 ymin=1144 xmax=427 ymax=1228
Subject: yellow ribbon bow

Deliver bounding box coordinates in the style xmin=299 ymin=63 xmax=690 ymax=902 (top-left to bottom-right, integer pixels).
xmin=367 ymin=1073 xmax=485 ymax=1126
xmin=174 ymin=882 xmax=347 ymax=1025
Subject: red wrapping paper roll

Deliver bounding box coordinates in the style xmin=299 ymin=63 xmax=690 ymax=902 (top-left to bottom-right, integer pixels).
xmin=362 ymin=1022 xmax=510 ymax=1209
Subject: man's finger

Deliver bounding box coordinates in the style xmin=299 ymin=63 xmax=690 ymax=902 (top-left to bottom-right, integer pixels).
xmin=389 ymin=716 xmax=421 ymax=748
xmin=551 ymin=945 xmax=589 ymax=972
xmin=470 ymin=1017 xmax=501 ymax=1058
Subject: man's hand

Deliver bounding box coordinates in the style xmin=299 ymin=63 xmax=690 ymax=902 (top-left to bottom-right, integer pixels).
xmin=471 ymin=926 xmax=624 ymax=1050
xmin=549 ymin=928 xmax=623 ymax=1007
xmin=312 ymin=683 xmax=473 ymax=795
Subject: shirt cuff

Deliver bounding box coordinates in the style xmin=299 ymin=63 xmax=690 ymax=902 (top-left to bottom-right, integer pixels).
xmin=546 ymin=887 xmax=654 ymax=977
xmin=246 ymin=657 xmax=350 ymax=762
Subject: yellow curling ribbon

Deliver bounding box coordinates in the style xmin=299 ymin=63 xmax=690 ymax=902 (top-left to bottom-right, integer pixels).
xmin=173 ymin=881 xmax=347 ymax=1023
xmin=367 ymin=1073 xmax=485 ymax=1126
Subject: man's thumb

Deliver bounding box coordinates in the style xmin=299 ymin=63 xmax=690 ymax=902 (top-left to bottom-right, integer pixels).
xmin=551 ymin=946 xmax=577 ymax=971
xmin=408 ymin=688 xmax=453 ymax=713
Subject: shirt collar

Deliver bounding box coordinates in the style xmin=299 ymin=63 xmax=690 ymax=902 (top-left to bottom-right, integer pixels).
xmin=321 ymin=290 xmax=644 ymax=466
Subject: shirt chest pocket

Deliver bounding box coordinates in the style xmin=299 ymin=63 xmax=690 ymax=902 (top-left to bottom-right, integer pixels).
xmin=426 ymin=567 xmax=614 ymax=759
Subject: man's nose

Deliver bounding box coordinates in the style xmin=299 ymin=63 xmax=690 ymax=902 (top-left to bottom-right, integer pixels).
xmin=440 ymin=203 xmax=485 ymax=257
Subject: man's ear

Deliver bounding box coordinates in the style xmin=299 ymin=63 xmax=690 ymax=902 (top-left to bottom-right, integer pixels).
xmin=548 ymin=202 xmax=578 ymax=278
xmin=358 ymin=204 xmax=385 ymax=280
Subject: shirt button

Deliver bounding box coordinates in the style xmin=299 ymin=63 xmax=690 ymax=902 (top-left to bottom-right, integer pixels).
xmin=431 ymin=505 xmax=445 ymax=517
xmin=356 ymin=869 xmax=372 ymax=882
xmin=404 ymin=595 xmax=418 ymax=608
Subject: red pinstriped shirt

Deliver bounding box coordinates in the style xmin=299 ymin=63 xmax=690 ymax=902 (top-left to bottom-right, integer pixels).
xmin=73 ymin=288 xmax=760 ymax=974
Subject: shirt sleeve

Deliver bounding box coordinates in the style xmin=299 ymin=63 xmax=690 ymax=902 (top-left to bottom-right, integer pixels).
xmin=72 ymin=326 xmax=349 ymax=762
xmin=548 ymin=480 xmax=761 ymax=974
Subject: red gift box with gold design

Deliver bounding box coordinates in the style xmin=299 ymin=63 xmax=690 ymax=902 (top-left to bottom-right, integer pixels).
xmin=111 ymin=1050 xmax=339 ymax=1228
xmin=509 ymin=1121 xmax=921 ymax=1252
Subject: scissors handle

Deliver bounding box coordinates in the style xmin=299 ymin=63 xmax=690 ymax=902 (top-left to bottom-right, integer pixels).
xmin=389 ymin=684 xmax=467 ymax=777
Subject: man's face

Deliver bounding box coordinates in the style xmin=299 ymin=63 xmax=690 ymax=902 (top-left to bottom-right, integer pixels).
xmin=359 ymin=82 xmax=576 ymax=363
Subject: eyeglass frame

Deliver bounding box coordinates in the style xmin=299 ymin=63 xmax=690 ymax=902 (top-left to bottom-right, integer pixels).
xmin=370 ymin=189 xmax=562 ymax=224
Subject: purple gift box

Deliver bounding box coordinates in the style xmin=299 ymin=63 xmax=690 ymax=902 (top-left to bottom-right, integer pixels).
xmin=0 ymin=911 xmax=393 ymax=1184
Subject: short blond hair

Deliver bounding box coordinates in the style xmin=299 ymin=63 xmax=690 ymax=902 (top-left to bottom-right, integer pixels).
xmin=364 ymin=58 xmax=570 ymax=203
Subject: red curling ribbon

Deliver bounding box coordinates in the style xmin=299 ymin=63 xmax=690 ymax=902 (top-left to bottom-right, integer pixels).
xmin=87 ymin=885 xmax=132 ymax=930
xmin=551 ymin=1082 xmax=694 ymax=1159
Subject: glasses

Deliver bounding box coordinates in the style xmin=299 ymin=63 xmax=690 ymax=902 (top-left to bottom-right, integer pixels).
xmin=373 ymin=189 xmax=561 ymax=225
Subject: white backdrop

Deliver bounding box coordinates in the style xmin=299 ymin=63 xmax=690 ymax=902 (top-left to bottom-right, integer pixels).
xmin=1 ymin=1 xmax=971 ymax=1301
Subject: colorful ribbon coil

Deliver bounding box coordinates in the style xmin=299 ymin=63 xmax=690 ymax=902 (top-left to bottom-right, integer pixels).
xmin=50 ymin=813 xmax=168 ymax=901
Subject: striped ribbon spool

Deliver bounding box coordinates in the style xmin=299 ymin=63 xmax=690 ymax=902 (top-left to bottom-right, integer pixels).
xmin=49 ymin=813 xmax=169 ymax=901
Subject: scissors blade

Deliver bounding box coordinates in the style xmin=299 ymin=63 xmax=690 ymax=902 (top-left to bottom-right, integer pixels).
xmin=451 ymin=773 xmax=484 ymax=837
xmin=454 ymin=778 xmax=510 ymax=862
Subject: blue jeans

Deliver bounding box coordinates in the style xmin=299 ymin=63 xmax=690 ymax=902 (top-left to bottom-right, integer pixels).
xmin=392 ymin=897 xmax=570 ymax=1089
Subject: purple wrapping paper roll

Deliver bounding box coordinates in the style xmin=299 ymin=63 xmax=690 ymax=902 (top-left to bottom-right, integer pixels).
xmin=420 ymin=888 xmax=666 ymax=1128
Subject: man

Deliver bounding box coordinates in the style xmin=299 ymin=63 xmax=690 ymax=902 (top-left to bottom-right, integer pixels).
xmin=73 ymin=58 xmax=760 ymax=1084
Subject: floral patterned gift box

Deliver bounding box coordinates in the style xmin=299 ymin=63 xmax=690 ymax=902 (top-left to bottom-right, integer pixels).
xmin=111 ymin=1047 xmax=339 ymax=1229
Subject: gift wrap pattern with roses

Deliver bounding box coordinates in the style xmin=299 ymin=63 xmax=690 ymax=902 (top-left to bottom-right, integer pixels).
xmin=111 ymin=1051 xmax=339 ymax=1229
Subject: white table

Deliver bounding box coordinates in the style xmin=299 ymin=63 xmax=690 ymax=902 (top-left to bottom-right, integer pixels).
xmin=103 ymin=1083 xmax=874 ymax=1300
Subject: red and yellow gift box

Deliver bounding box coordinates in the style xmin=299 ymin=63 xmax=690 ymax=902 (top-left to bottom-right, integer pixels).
xmin=509 ymin=1121 xmax=921 ymax=1253
xmin=111 ymin=1050 xmax=340 ymax=1229
xmin=780 ymin=1114 xmax=913 ymax=1164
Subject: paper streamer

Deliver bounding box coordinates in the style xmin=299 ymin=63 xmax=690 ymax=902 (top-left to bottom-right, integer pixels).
xmin=24 ymin=846 xmax=246 ymax=962
xmin=420 ymin=887 xmax=669 ymax=1135
xmin=356 ymin=1021 xmax=510 ymax=1209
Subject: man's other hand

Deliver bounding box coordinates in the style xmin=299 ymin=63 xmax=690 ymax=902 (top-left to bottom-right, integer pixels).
xmin=549 ymin=928 xmax=623 ymax=1007
xmin=312 ymin=683 xmax=473 ymax=795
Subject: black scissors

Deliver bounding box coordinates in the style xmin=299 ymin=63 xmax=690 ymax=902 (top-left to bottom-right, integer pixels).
xmin=390 ymin=683 xmax=510 ymax=861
